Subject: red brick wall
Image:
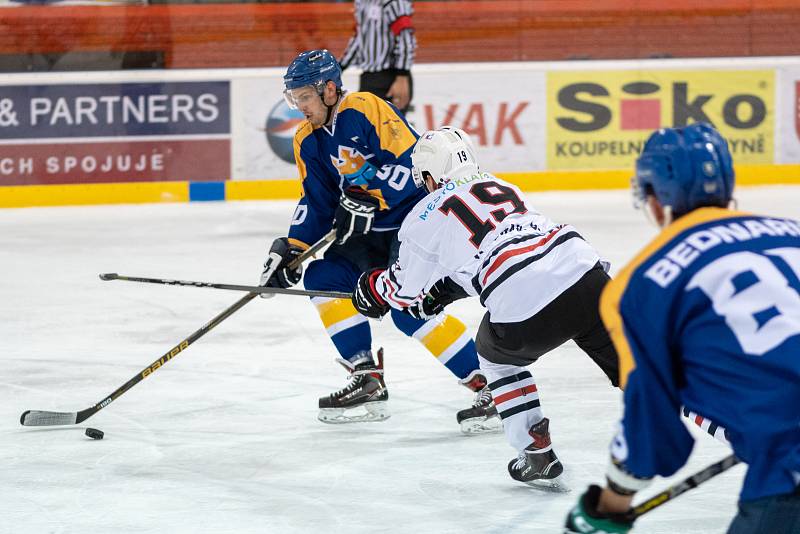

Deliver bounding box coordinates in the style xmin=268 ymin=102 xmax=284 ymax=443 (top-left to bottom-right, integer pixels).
xmin=0 ymin=1 xmax=798 ymax=69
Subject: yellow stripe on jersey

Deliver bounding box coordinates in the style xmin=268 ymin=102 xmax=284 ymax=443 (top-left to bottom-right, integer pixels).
xmin=293 ymin=120 xmax=314 ymax=182
xmin=338 ymin=92 xmax=417 ymax=158
xmin=421 ymin=315 xmax=468 ymax=357
xmin=315 ymin=298 xmax=361 ymax=329
xmin=600 ymin=207 xmax=752 ymax=389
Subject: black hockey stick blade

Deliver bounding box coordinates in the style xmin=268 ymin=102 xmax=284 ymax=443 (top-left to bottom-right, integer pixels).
xmin=99 ymin=272 xmax=118 ymax=281
xmin=627 ymin=454 xmax=740 ymax=519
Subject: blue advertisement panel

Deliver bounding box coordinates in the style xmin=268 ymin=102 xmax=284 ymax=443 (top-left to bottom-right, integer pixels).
xmin=0 ymin=82 xmax=230 ymax=139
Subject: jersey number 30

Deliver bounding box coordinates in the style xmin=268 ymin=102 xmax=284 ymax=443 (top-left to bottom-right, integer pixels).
xmin=687 ymin=247 xmax=800 ymax=355
xmin=439 ymin=181 xmax=527 ymax=247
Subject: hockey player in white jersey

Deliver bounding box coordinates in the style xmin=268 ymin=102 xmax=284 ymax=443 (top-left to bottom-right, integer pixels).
xmin=350 ymin=127 xmax=620 ymax=488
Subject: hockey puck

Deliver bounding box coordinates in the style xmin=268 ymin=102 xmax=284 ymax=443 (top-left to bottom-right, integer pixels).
xmin=85 ymin=428 xmax=104 ymax=440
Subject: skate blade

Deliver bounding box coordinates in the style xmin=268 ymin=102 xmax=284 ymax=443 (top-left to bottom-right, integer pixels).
xmin=522 ymin=474 xmax=570 ymax=493
xmin=460 ymin=415 xmax=503 ymax=435
xmin=318 ymin=401 xmax=390 ymax=424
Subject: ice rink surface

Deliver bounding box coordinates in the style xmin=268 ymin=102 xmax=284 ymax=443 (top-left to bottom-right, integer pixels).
xmin=2 ymin=186 xmax=798 ymax=534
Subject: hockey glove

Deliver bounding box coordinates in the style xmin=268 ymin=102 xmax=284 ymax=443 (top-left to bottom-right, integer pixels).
xmin=334 ymin=188 xmax=379 ymax=245
xmin=564 ymin=485 xmax=634 ymax=534
xmin=403 ymin=277 xmax=469 ymax=321
xmin=353 ymin=268 xmax=390 ymax=319
xmin=404 ymin=296 xmax=442 ymax=321
xmin=259 ymin=237 xmax=304 ymax=296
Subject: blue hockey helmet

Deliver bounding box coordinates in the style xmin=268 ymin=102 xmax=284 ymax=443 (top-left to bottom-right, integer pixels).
xmin=634 ymin=122 xmax=735 ymax=219
xmin=283 ymin=49 xmax=342 ymax=109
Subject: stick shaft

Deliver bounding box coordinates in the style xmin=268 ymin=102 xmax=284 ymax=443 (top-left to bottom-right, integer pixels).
xmin=20 ymin=230 xmax=336 ymax=427
xmin=629 ymin=454 xmax=740 ymax=519
xmin=100 ymin=274 xmax=351 ymax=299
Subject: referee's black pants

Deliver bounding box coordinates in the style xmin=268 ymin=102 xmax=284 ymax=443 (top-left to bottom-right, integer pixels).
xmin=359 ymin=69 xmax=414 ymax=114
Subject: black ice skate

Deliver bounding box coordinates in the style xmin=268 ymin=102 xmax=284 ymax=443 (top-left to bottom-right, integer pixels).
xmin=507 ymin=418 xmax=568 ymax=492
xmin=318 ymin=348 xmax=389 ymax=424
xmin=456 ymin=371 xmax=502 ymax=434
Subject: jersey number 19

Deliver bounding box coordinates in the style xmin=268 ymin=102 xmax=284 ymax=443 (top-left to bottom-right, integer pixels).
xmin=439 ymin=181 xmax=527 ymax=247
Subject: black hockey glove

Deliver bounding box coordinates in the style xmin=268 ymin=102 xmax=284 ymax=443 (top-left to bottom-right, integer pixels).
xmin=259 ymin=237 xmax=304 ymax=295
xmin=353 ymin=268 xmax=390 ymax=319
xmin=403 ymin=277 xmax=469 ymax=321
xmin=564 ymin=485 xmax=634 ymax=534
xmin=334 ymin=188 xmax=379 ymax=245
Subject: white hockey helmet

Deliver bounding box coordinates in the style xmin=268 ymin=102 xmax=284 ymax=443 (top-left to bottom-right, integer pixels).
xmin=411 ymin=127 xmax=480 ymax=191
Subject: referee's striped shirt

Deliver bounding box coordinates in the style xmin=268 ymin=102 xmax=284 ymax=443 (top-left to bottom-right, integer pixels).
xmin=340 ymin=0 xmax=416 ymax=73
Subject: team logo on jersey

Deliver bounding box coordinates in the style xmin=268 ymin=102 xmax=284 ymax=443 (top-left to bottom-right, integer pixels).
xmin=382 ymin=118 xmax=404 ymax=140
xmin=265 ymin=99 xmax=305 ymax=164
xmin=330 ymin=146 xmax=371 ymax=175
xmin=330 ymin=146 xmax=378 ymax=186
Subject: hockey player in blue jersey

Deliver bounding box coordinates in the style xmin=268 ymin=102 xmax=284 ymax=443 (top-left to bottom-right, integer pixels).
xmin=259 ymin=49 xmax=500 ymax=430
xmin=565 ymin=123 xmax=800 ymax=533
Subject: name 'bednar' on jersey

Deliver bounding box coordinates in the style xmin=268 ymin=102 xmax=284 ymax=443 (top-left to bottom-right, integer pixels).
xmin=601 ymin=207 xmax=800 ymax=502
xmin=287 ymin=91 xmax=425 ymax=249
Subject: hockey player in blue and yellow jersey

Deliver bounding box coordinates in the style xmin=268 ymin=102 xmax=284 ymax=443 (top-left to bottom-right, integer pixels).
xmin=259 ymin=49 xmax=500 ymax=430
xmin=565 ymin=123 xmax=800 ymax=533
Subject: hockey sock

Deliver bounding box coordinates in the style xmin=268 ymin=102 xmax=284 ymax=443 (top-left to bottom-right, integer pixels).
xmin=391 ymin=309 xmax=479 ymax=379
xmin=479 ymin=355 xmax=545 ymax=451
xmin=312 ymin=297 xmax=372 ymax=360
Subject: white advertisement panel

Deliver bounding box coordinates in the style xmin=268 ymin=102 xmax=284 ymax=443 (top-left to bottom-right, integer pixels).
xmin=233 ymin=65 xmax=547 ymax=181
xmin=777 ymin=64 xmax=800 ymax=164
xmin=406 ymin=64 xmax=546 ymax=173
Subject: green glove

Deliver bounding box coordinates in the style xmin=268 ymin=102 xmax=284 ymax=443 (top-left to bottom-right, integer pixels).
xmin=564 ymin=485 xmax=634 ymax=533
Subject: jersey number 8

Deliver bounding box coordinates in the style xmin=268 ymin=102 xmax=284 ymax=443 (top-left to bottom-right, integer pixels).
xmin=687 ymin=247 xmax=800 ymax=355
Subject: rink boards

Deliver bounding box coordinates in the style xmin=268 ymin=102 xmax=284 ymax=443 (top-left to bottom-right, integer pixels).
xmin=2 ymin=57 xmax=800 ymax=207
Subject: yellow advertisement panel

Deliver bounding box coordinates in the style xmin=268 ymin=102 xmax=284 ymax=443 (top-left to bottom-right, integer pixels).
xmin=547 ymin=70 xmax=774 ymax=170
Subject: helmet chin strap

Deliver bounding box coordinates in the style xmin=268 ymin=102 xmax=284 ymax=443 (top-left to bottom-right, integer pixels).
xmin=321 ymin=88 xmax=343 ymax=126
xmin=425 ymin=174 xmax=445 ymax=193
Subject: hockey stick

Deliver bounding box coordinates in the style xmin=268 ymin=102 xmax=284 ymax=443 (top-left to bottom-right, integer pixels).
xmin=99 ymin=273 xmax=351 ymax=299
xmin=19 ymin=229 xmax=336 ymax=427
xmin=627 ymin=454 xmax=740 ymax=520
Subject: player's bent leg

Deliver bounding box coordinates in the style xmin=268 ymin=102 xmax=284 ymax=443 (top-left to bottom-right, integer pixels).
xmin=305 ymin=258 xmax=389 ymax=423
xmin=390 ymin=310 xmax=501 ymax=433
xmin=478 ymin=355 xmax=567 ymax=491
xmin=574 ymin=321 xmax=620 ymax=387
xmin=562 ymin=264 xmax=621 ymax=387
